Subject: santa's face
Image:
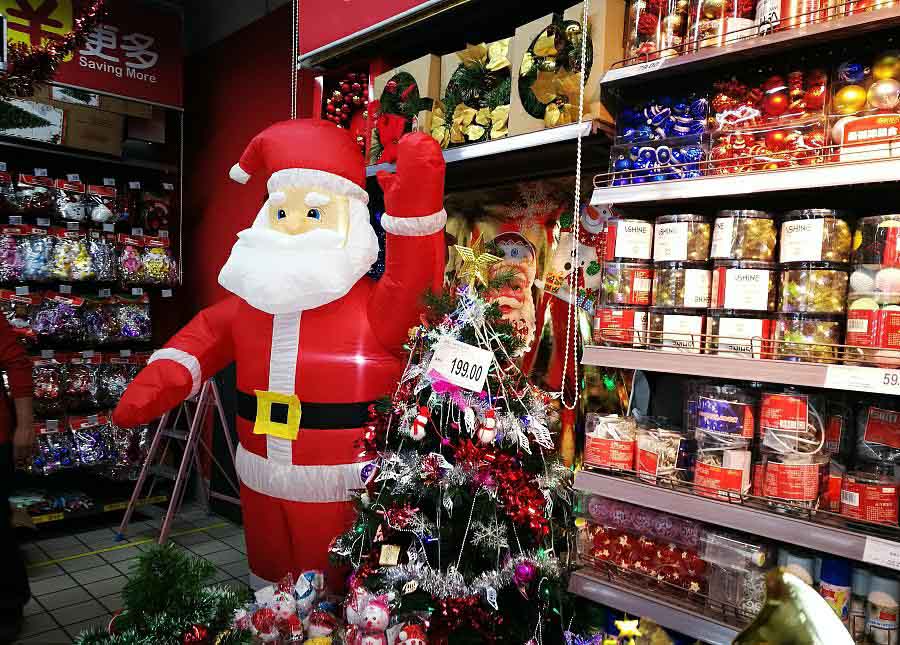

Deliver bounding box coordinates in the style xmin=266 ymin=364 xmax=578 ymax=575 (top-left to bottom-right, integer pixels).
xmin=486 ymin=233 xmax=538 ymax=351
xmin=269 ymin=186 xmax=351 ymax=243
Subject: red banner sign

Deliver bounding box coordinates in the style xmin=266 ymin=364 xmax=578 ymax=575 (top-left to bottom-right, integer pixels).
xmin=3 ymin=0 xmax=183 ymax=108
xmin=299 ymin=0 xmax=432 ymax=54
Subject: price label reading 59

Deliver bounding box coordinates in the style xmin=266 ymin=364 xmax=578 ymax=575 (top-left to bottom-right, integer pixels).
xmin=428 ymin=338 xmax=493 ymax=392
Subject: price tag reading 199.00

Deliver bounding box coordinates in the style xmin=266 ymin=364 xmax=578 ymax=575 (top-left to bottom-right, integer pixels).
xmin=428 ymin=338 xmax=493 ymax=392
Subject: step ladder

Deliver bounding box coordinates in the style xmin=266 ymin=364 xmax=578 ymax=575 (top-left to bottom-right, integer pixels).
xmin=116 ymin=378 xmax=241 ymax=544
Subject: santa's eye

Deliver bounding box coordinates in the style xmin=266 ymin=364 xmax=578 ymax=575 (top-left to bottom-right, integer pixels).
xmin=307 ymin=208 xmax=322 ymax=220
xmin=277 ymin=209 xmax=287 ymax=220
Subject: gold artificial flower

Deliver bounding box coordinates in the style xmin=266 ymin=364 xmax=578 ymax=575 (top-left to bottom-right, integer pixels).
xmin=452 ymin=103 xmax=477 ymax=128
xmin=555 ymin=69 xmax=583 ymax=102
xmin=485 ymin=38 xmax=511 ymax=72
xmin=531 ymin=70 xmax=559 ymax=105
xmin=430 ymin=102 xmax=450 ymax=148
xmin=458 ymin=42 xmax=488 ymax=68
xmin=450 ymin=123 xmax=466 ymax=144
xmin=475 ymin=107 xmax=491 ymax=126
xmin=465 ymin=124 xmax=486 ymax=141
xmin=521 ymin=52 xmax=535 ymax=76
xmin=533 ymin=29 xmax=558 ymax=57
xmin=545 ymin=103 xmax=561 ymax=127
xmin=489 ymin=105 xmax=510 ymax=139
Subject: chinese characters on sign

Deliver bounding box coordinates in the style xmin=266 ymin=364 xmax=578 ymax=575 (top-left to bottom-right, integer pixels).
xmin=79 ymin=23 xmax=160 ymax=81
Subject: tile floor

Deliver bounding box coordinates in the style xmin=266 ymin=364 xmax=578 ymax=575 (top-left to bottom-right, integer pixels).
xmin=14 ymin=504 xmax=248 ymax=644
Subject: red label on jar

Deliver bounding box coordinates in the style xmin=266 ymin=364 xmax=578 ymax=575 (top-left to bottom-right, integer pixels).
xmin=848 ymin=309 xmax=900 ymax=350
xmin=825 ymin=415 xmax=843 ymax=454
xmin=763 ymin=462 xmax=820 ymax=502
xmin=637 ymin=449 xmax=659 ymax=478
xmin=752 ymin=462 xmax=764 ymax=497
xmin=864 ymin=407 xmax=900 ymax=450
xmin=760 ymin=394 xmax=808 ymax=437
xmin=841 ymin=479 xmax=899 ymax=524
xmin=885 ymin=226 xmax=900 ymax=267
xmin=585 ymin=437 xmax=635 ymax=470
xmin=595 ymin=308 xmax=646 ymax=346
xmin=628 ymin=268 xmax=653 ymax=306
xmin=694 ymin=462 xmax=745 ymax=499
xmin=822 ymin=471 xmax=843 ymax=513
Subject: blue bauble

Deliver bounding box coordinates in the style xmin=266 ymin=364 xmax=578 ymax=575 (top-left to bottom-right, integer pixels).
xmin=631 ymin=176 xmax=648 ymax=184
xmin=681 ymin=145 xmax=704 ymax=163
xmin=612 ymin=177 xmax=632 ymax=186
xmin=638 ymin=147 xmax=657 ymax=163
xmin=689 ymin=97 xmax=709 ymax=120
xmin=647 ymin=106 xmax=672 ymax=128
xmin=837 ymin=61 xmax=866 ymax=84
xmin=632 ymin=158 xmax=652 ymax=173
xmin=657 ymin=145 xmax=672 ymax=164
xmin=650 ymin=172 xmax=671 ymax=182
xmin=621 ymin=128 xmax=637 ymax=143
xmin=629 ymin=145 xmax=641 ymax=159
xmin=683 ymin=170 xmax=703 ymax=179
xmin=673 ymin=102 xmax=688 ymax=116
xmin=635 ymin=125 xmax=654 ymax=141
xmin=613 ymin=155 xmax=632 ymax=172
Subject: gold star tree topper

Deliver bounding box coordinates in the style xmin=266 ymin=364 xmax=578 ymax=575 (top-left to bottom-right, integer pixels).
xmin=455 ymin=236 xmax=502 ymax=289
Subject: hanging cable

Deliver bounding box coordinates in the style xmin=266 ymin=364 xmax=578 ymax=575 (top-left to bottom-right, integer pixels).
xmin=560 ymin=0 xmax=591 ymax=411
xmin=290 ymin=0 xmax=299 ymax=119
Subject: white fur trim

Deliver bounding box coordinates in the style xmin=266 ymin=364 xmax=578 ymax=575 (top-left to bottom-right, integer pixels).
xmin=267 ymin=168 xmax=369 ymax=205
xmin=380 ymin=209 xmax=447 ymax=237
xmin=236 ymin=444 xmax=371 ymax=503
xmin=265 ymin=311 xmax=302 ymax=466
xmin=230 ymin=163 xmax=251 ymax=184
xmin=148 ymin=348 xmax=201 ymax=398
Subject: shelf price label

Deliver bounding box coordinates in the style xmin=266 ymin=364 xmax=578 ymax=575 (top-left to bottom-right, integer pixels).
xmin=863 ymin=537 xmax=900 ymax=571
xmin=427 ymin=338 xmax=492 ymax=392
xmin=824 ymin=365 xmax=900 ymax=395
xmin=634 ymin=59 xmax=665 ymax=73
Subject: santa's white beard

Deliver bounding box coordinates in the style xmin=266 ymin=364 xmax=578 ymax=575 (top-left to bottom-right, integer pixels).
xmin=218 ymin=199 xmax=379 ymax=314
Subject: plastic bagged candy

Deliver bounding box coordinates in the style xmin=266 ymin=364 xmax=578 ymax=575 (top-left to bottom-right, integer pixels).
xmin=142 ymin=236 xmax=174 ymax=285
xmin=86 ymin=185 xmax=117 ymax=223
xmin=117 ymin=234 xmax=145 ymax=285
xmin=63 ymin=358 xmax=100 ymax=412
xmin=83 ymin=299 xmax=119 ymax=345
xmin=0 ymin=226 xmax=24 ymax=282
xmin=31 ymin=430 xmax=79 ymax=475
xmin=116 ymin=297 xmax=151 ymax=342
xmin=50 ymin=230 xmax=93 ymax=281
xmin=54 ymin=180 xmax=88 ymax=222
xmin=32 ymin=358 xmax=63 ymax=418
xmin=0 ymin=290 xmax=37 ymax=344
xmin=101 ymin=424 xmax=149 ymax=480
xmin=21 ymin=230 xmax=54 ymax=282
xmin=31 ymin=294 xmax=86 ymax=344
xmin=16 ymin=175 xmax=58 ymax=220
xmin=89 ymin=232 xmax=117 ymax=282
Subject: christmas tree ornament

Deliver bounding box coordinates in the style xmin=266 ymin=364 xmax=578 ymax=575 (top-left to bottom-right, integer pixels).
xmin=410 ymin=405 xmax=430 ymax=441
xmin=476 ymin=409 xmax=498 ymax=444
xmin=867 ymin=78 xmax=900 ymax=110
xmin=873 ymin=51 xmax=900 ymax=80
xmin=455 ymin=236 xmax=502 ymax=288
xmin=397 ymin=623 xmax=428 ymax=645
xmin=837 ymin=61 xmax=866 ymax=84
xmin=181 ymin=624 xmax=209 ymax=644
xmin=834 ymin=84 xmax=868 ymax=114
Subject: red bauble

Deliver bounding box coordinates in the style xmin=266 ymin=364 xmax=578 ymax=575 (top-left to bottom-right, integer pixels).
xmin=765 ymin=129 xmax=788 ymax=150
xmin=762 ymin=75 xmax=787 ymax=92
xmin=182 ymin=624 xmax=209 ymax=645
xmin=386 ymin=80 xmax=399 ymax=94
xmin=340 ymin=112 xmax=350 ymax=122
xmin=804 ymin=84 xmax=827 ymax=110
xmin=637 ymin=12 xmax=659 ymax=37
xmin=326 ymin=103 xmax=336 ymax=113
xmin=348 ymin=72 xmax=358 ymax=81
xmin=341 ymin=104 xmax=352 ymax=113
xmin=340 ymin=82 xmax=351 ymax=92
xmin=762 ymin=91 xmax=788 ymax=116
xmin=352 ymin=82 xmax=362 ymax=92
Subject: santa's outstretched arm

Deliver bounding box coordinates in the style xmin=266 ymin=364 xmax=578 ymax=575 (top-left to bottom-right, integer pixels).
xmin=113 ymin=295 xmax=241 ymax=427
xmin=368 ymin=132 xmax=447 ymax=352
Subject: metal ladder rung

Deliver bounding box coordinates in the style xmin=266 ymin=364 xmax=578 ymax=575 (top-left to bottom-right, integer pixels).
xmin=160 ymin=428 xmax=188 ymax=440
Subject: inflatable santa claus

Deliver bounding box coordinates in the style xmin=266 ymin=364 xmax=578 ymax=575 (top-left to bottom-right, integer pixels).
xmin=113 ymin=120 xmax=447 ymax=588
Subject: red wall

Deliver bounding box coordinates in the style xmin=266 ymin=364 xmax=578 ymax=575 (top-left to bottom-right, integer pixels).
xmin=183 ymin=5 xmax=312 ymax=310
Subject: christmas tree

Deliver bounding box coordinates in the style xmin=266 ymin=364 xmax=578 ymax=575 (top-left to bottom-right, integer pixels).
xmin=331 ymin=239 xmax=574 ymax=644
xmin=74 ymin=544 xmax=250 ymax=645
xmin=0 ymin=100 xmax=52 ymax=130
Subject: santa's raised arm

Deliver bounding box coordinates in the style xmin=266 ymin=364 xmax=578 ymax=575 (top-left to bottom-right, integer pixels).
xmin=113 ymin=120 xmax=446 ymax=587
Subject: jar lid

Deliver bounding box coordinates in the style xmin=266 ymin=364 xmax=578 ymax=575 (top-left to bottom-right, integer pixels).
xmin=708 ymin=309 xmax=774 ymax=319
xmin=607 ymin=216 xmax=652 ymax=224
xmin=715 ymin=210 xmax=772 ymax=220
xmin=776 ymin=312 xmax=844 ymax=323
xmin=656 ymin=213 xmax=708 ymax=224
xmin=868 ymin=573 xmax=900 ymax=597
xmin=650 ymin=306 xmax=708 ymax=316
xmin=653 ymin=260 xmax=711 ymax=270
xmin=819 ymin=556 xmax=852 ymax=587
xmin=780 ymin=261 xmax=850 ymax=272
xmin=782 ymin=209 xmax=849 ymax=221
xmin=603 ymin=260 xmax=654 ymax=271
xmin=848 ymin=293 xmax=900 ymax=307
xmin=859 ymin=214 xmax=900 ymax=226
xmin=713 ymin=259 xmax=778 ymax=270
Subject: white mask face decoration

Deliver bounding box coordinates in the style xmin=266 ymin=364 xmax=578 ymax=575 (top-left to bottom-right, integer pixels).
xmin=218 ymin=192 xmax=378 ymax=314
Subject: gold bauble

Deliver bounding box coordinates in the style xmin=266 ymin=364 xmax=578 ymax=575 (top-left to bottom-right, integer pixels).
xmin=662 ymin=13 xmax=685 ymax=33
xmin=676 ymin=0 xmax=691 ymax=12
xmin=702 ymin=0 xmax=725 ymax=19
xmin=873 ymin=51 xmax=900 ymax=81
xmin=833 ymin=84 xmax=868 ymax=115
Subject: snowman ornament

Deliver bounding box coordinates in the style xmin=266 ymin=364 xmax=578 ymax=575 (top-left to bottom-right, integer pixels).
xmin=396 ymin=624 xmax=428 ymax=645
xmin=476 ymin=409 xmax=498 ymax=444
xmin=409 ymin=406 xmax=429 ymax=441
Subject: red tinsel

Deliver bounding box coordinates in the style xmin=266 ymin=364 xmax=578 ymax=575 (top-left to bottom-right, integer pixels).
xmin=430 ymin=596 xmax=499 ymax=643
xmin=3 ymin=0 xmax=107 ymax=99
xmin=636 ymin=12 xmax=660 ymax=37
xmin=181 ymin=624 xmax=209 ymax=645
xmin=380 ymin=503 xmax=420 ymax=529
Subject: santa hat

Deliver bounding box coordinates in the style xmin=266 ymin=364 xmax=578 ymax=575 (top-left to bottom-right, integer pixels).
xmin=229 ymin=119 xmax=369 ymax=205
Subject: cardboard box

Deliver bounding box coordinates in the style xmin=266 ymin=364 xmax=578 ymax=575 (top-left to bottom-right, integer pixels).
xmin=509 ymin=2 xmax=623 ymax=136
xmin=62 ymin=104 xmax=124 ymax=156
xmin=371 ymin=54 xmax=440 ymax=164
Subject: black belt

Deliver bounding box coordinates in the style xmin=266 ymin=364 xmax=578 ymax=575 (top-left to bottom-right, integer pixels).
xmin=235 ymin=390 xmax=373 ymax=430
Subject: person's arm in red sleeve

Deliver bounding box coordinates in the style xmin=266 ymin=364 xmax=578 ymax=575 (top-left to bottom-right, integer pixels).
xmin=114 ymin=295 xmax=240 ymax=428
xmin=368 ymin=132 xmax=447 ymax=353
xmin=0 ymin=314 xmax=34 ymax=463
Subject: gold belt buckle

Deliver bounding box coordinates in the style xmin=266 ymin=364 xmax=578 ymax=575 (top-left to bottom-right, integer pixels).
xmin=252 ymin=390 xmax=302 ymax=440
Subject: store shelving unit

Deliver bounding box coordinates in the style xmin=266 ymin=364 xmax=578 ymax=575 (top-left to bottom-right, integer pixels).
xmin=31 ymin=493 xmax=168 ymax=526
xmin=569 ymin=5 xmax=900 ymax=635
xmin=576 ymin=471 xmax=900 ymax=566
xmin=569 ymin=570 xmax=742 ymax=644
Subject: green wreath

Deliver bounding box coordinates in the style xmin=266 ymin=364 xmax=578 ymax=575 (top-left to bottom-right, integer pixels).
xmin=370 ymin=71 xmax=434 ymax=164
xmin=431 ymin=40 xmax=512 ymax=148
xmin=518 ymin=16 xmax=594 ymax=127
